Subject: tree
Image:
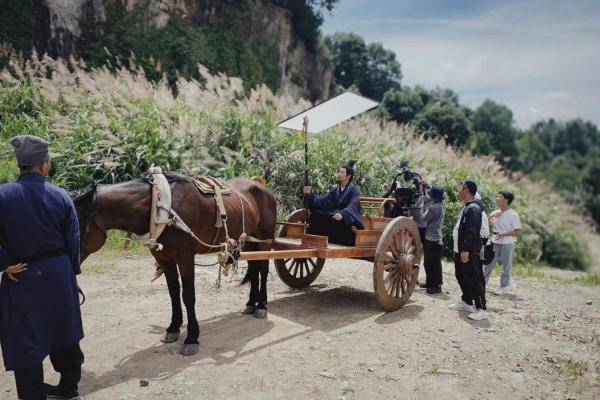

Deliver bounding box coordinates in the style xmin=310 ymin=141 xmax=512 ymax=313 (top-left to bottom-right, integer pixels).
xmin=553 ymin=119 xmax=600 ymax=156
xmin=325 ymin=33 xmax=402 ymax=100
xmin=470 ymin=99 xmax=520 ymax=168
xmin=516 ymin=130 xmax=553 ymax=174
xmin=380 ymin=87 xmax=424 ymax=124
xmin=413 ymin=101 xmax=473 ymax=146
xmin=361 ymin=43 xmax=402 ymax=100
xmin=271 ymin=0 xmax=340 ymax=51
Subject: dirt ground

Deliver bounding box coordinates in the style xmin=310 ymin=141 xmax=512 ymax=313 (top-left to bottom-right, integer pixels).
xmin=1 ymin=250 xmax=599 ymax=400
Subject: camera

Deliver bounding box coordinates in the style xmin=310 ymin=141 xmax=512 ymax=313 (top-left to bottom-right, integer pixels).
xmin=383 ymin=161 xmax=425 ymax=218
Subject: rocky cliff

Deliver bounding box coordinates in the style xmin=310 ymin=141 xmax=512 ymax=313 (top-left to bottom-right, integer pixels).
xmin=12 ymin=0 xmax=331 ymax=100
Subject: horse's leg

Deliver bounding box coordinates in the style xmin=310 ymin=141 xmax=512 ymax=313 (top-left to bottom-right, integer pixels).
xmin=177 ymin=253 xmax=200 ymax=356
xmin=254 ymin=260 xmax=269 ymax=319
xmin=160 ymin=259 xmax=183 ymax=343
xmin=242 ymin=260 xmax=260 ymax=315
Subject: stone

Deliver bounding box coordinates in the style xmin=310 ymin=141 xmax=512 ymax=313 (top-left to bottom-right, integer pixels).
xmin=319 ymin=372 xmax=336 ymax=379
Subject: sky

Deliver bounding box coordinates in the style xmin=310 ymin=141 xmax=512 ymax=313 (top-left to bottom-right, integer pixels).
xmin=322 ymin=0 xmax=600 ymax=128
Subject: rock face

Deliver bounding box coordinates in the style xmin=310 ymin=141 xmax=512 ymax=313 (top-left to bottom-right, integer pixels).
xmin=31 ymin=0 xmax=332 ymax=100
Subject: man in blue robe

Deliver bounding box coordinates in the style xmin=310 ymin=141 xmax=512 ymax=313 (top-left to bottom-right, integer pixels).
xmin=0 ymin=135 xmax=84 ymax=400
xmin=303 ymin=161 xmax=364 ymax=246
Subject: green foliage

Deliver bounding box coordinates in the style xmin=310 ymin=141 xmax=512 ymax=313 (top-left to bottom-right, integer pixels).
xmin=517 ymin=119 xmax=600 ymax=224
xmin=0 ymin=0 xmax=34 ymax=69
xmin=413 ymin=101 xmax=472 ymax=146
xmin=469 ymin=99 xmax=520 ymax=168
xmin=80 ymin=1 xmax=280 ymax=92
xmin=270 ymin=0 xmax=339 ymax=52
xmin=325 ymin=33 xmax=402 ymax=100
xmin=380 ymin=86 xmax=424 ymax=124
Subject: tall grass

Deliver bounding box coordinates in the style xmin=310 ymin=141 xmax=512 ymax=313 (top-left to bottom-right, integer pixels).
xmin=0 ymin=52 xmax=595 ymax=270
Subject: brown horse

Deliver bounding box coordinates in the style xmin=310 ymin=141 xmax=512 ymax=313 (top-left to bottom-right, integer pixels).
xmin=71 ymin=173 xmax=276 ymax=355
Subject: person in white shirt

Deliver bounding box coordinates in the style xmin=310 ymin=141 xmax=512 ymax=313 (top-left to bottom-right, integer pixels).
xmin=483 ymin=191 xmax=522 ymax=295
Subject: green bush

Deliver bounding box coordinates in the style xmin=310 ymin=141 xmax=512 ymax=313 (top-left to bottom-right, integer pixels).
xmin=80 ymin=1 xmax=280 ymax=92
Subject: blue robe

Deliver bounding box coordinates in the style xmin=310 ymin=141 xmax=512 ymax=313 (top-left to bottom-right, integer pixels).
xmin=307 ymin=183 xmax=364 ymax=229
xmin=0 ymin=173 xmax=83 ymax=371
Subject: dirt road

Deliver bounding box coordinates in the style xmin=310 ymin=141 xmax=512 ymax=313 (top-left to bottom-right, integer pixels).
xmin=1 ymin=250 xmax=598 ymax=399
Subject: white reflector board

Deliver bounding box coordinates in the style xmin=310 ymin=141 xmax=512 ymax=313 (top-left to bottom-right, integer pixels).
xmin=277 ymin=92 xmax=379 ymax=133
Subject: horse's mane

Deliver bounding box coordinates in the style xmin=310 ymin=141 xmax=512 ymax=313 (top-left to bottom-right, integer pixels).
xmin=69 ymin=184 xmax=98 ymax=245
xmin=139 ymin=172 xmax=193 ymax=184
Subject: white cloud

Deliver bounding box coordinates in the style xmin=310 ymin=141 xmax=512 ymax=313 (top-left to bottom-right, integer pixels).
xmin=323 ymin=0 xmax=600 ymax=128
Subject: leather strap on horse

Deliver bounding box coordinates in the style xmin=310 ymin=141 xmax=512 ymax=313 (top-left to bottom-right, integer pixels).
xmin=131 ymin=170 xmax=274 ymax=287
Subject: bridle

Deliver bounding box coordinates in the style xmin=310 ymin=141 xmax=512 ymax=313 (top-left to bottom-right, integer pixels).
xmin=79 ymin=186 xmax=108 ymax=248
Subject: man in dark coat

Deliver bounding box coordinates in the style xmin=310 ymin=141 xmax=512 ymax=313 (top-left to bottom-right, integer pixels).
xmin=303 ymin=161 xmax=364 ymax=246
xmin=0 ymin=135 xmax=84 ymax=399
xmin=450 ymin=180 xmax=488 ymax=321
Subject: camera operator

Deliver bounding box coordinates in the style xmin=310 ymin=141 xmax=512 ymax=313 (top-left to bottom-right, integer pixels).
xmin=419 ymin=185 xmax=446 ymax=294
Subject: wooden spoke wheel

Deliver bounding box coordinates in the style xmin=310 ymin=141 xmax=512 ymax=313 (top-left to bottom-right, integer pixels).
xmin=275 ymin=209 xmax=325 ymax=288
xmin=373 ymin=216 xmax=422 ymax=311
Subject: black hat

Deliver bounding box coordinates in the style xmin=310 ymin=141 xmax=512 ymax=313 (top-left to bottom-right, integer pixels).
xmin=427 ymin=186 xmax=445 ymax=202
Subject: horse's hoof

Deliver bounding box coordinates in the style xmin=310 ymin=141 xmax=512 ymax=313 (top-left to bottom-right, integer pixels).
xmin=254 ymin=309 xmax=268 ymax=319
xmin=180 ymin=343 xmax=199 ymax=356
xmin=161 ymin=331 xmax=180 ymax=343
xmin=241 ymin=306 xmax=256 ymax=315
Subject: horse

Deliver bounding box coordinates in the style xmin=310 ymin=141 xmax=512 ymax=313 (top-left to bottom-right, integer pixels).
xmin=71 ymin=173 xmax=276 ymax=355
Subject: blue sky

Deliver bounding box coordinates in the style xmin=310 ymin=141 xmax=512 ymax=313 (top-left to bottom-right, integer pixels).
xmin=322 ymin=0 xmax=600 ymax=128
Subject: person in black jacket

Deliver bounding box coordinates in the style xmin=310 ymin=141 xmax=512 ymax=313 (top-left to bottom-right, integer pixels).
xmin=450 ymin=180 xmax=488 ymax=321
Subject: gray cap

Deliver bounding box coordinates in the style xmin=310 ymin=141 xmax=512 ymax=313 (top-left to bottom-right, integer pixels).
xmin=10 ymin=135 xmax=51 ymax=167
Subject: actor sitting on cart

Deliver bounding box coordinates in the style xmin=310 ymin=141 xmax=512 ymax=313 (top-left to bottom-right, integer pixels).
xmin=303 ymin=161 xmax=364 ymax=246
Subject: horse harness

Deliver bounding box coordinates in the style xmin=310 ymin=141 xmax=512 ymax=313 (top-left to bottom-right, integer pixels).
xmin=120 ymin=168 xmax=271 ymax=287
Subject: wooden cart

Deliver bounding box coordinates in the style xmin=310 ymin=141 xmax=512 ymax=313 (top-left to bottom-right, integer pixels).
xmin=238 ymin=197 xmax=422 ymax=311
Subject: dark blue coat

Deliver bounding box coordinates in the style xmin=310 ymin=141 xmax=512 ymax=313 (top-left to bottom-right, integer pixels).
xmin=0 ymin=173 xmax=83 ymax=371
xmin=307 ymin=183 xmax=364 ymax=229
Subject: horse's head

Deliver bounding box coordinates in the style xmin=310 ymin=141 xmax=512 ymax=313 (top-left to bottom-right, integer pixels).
xmin=70 ymin=184 xmax=107 ymax=262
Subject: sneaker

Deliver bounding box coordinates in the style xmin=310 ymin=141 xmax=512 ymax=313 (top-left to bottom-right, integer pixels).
xmin=449 ymin=300 xmax=474 ymax=312
xmin=468 ymin=309 xmax=488 ymax=321
xmin=418 ymin=282 xmax=427 ymax=289
xmin=498 ymin=286 xmax=509 ymax=296
xmin=44 ymin=383 xmax=79 ymax=399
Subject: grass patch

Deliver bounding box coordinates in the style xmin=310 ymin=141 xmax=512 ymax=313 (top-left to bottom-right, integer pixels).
xmin=513 ymin=263 xmax=547 ymax=280
xmin=104 ymin=230 xmax=147 ymax=253
xmin=425 ymin=365 xmax=439 ymax=375
xmin=552 ymin=359 xmax=590 ymax=396
xmin=571 ymin=273 xmax=600 ymax=286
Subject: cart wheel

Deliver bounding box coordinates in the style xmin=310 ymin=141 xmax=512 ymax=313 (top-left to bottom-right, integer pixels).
xmin=275 ymin=209 xmax=325 ymax=288
xmin=373 ymin=216 xmax=422 ymax=311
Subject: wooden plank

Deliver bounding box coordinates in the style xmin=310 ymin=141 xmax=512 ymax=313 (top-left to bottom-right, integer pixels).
xmin=302 ymin=234 xmax=328 ymax=248
xmin=285 ymin=225 xmax=306 ymax=238
xmin=276 ymin=221 xmax=307 ymax=227
xmin=354 ymin=229 xmax=382 ymax=247
xmin=275 ymin=237 xmax=302 ymax=246
xmin=240 ymin=249 xmax=319 ymax=261
xmin=240 ymin=245 xmax=377 ymax=260
xmin=364 ymin=215 xmax=393 ymax=231
xmin=319 ymin=246 xmax=376 ymax=258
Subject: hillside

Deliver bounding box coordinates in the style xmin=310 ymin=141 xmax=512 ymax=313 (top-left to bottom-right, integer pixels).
xmin=1 ymin=54 xmax=599 ymax=276
xmin=0 ymin=0 xmax=332 ymax=100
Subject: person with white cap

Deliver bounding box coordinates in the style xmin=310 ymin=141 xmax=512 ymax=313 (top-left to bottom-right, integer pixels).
xmin=0 ymin=135 xmax=84 ymax=399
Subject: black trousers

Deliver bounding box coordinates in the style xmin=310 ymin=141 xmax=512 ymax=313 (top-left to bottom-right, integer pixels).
xmin=423 ymin=239 xmax=443 ymax=288
xmin=454 ymin=252 xmax=486 ymax=310
xmin=14 ymin=343 xmax=84 ymax=400
xmin=307 ymin=212 xmax=356 ymax=246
